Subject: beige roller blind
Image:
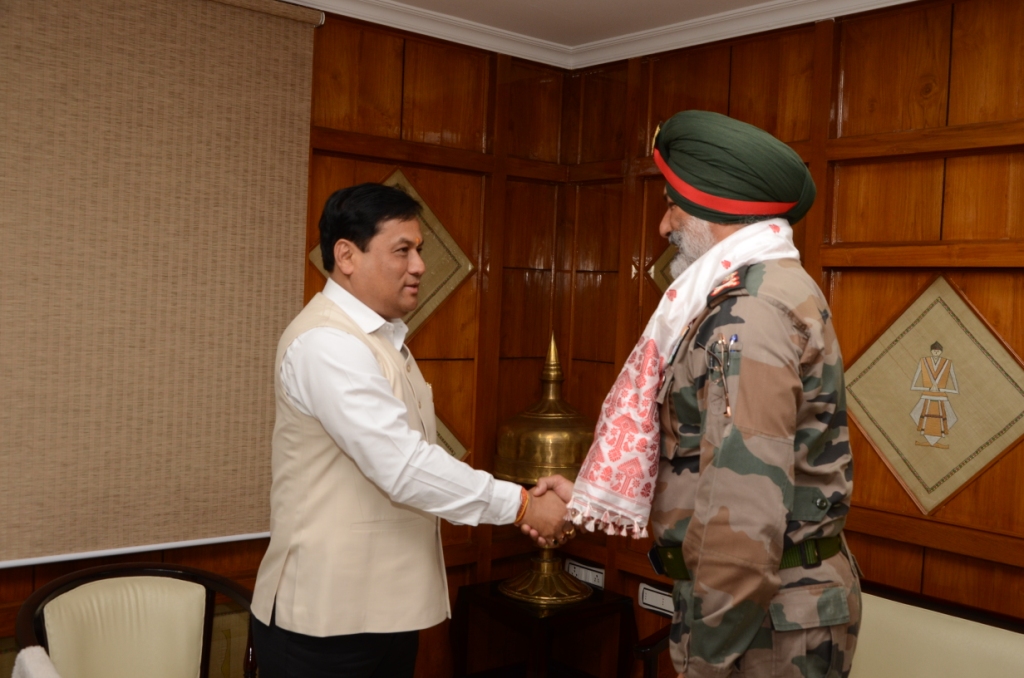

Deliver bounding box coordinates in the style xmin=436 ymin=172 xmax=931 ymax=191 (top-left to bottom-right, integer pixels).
xmin=0 ymin=0 xmax=315 ymax=564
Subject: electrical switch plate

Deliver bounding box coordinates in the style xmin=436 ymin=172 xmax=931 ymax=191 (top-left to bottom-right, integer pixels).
xmin=564 ymin=558 xmax=605 ymax=589
xmin=638 ymin=582 xmax=673 ymax=617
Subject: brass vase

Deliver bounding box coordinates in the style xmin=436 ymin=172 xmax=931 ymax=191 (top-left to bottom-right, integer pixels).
xmin=494 ymin=335 xmax=594 ymax=606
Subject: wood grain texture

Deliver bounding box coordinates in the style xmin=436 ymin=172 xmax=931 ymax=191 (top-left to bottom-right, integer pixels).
xmin=417 ymin=359 xmax=476 ymax=452
xmin=578 ymin=63 xmax=629 ymax=164
xmin=312 ymin=127 xmax=496 ymax=174
xmin=503 ymin=180 xmax=558 ymax=269
xmin=838 ymin=2 xmax=952 ymax=137
xmin=843 ymin=531 xmax=923 ymax=591
xmin=402 ymin=40 xmax=491 ymax=152
xmin=828 ymin=269 xmax=937 ymax=361
xmin=407 ymin=276 xmax=479 ymax=360
xmin=832 ymin=159 xmax=945 ymax=242
xmin=826 ymin=117 xmax=1024 ymax=162
xmin=575 ymin=182 xmax=623 ymax=272
xmin=943 ymin=152 xmax=1024 ymax=240
xmin=923 ymin=549 xmax=1024 ymax=617
xmin=499 ymin=269 xmax=553 ymax=358
xmin=505 ymin=156 xmax=566 ymax=182
xmin=821 ymin=241 xmax=1024 ymax=268
xmin=850 ymin=417 xmax=930 ymax=514
xmin=645 ymin=44 xmax=731 ymax=154
xmin=311 ymin=17 xmax=403 ymax=137
xmin=571 ymin=273 xmax=619 ymax=363
xmin=496 ymin=357 xmax=545 ymax=425
xmin=399 ymin=165 xmax=484 ymax=262
xmin=507 ymin=60 xmax=563 ymax=163
xmin=0 ymin=566 xmax=33 ymax=637
xmin=568 ymin=359 xmax=618 ymax=422
xmin=729 ymin=27 xmax=815 ymax=143
xmin=948 ymin=0 xmax=1024 ymax=126
xmin=846 ymin=506 xmax=1024 ymax=570
xmin=800 ymin=19 xmax=838 ymax=281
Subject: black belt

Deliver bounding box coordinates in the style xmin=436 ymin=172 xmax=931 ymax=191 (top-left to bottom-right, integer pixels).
xmin=649 ymin=535 xmax=843 ymax=580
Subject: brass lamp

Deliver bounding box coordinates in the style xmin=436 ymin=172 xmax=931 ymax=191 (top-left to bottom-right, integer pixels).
xmin=494 ymin=335 xmax=594 ymax=606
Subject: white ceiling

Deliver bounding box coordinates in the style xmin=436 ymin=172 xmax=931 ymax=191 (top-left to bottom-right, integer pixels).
xmin=296 ymin=0 xmax=915 ymax=68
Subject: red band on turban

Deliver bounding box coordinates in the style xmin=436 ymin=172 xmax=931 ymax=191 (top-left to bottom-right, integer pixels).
xmin=653 ymin=149 xmax=799 ymax=216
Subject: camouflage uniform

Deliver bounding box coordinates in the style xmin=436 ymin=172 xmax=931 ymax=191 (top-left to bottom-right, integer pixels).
xmin=651 ymin=258 xmax=861 ymax=678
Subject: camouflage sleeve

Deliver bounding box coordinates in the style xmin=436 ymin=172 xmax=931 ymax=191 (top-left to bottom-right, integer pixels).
xmin=682 ymin=295 xmax=805 ymax=678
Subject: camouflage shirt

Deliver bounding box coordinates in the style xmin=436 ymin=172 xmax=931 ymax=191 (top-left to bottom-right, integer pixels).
xmin=651 ymin=258 xmax=857 ymax=677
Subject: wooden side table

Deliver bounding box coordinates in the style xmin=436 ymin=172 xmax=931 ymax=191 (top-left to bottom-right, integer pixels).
xmin=451 ymin=580 xmax=637 ymax=678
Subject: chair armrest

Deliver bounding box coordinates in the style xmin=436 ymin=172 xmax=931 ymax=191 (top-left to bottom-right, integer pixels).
xmin=635 ymin=625 xmax=671 ymax=678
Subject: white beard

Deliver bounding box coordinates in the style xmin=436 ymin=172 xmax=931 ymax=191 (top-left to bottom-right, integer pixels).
xmin=667 ymin=218 xmax=717 ymax=279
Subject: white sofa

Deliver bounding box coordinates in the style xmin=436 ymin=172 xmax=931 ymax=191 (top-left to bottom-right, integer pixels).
xmin=850 ymin=591 xmax=1024 ymax=678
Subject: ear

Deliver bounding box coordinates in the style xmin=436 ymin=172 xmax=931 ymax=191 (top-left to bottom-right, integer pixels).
xmin=333 ymin=239 xmax=358 ymax=276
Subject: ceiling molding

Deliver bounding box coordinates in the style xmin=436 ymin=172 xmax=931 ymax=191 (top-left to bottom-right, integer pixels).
xmin=293 ymin=0 xmax=917 ymax=69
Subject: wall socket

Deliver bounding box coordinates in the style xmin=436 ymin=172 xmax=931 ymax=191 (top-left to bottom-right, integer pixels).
xmin=637 ymin=582 xmax=673 ymax=617
xmin=564 ymin=558 xmax=605 ymax=589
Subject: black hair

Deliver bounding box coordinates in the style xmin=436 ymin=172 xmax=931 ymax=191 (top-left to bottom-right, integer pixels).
xmin=318 ymin=183 xmax=422 ymax=272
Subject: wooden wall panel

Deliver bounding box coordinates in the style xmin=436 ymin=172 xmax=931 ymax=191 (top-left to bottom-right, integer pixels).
xmin=578 ymin=63 xmax=629 ymax=164
xmin=943 ymin=152 xmax=1024 ymax=240
xmin=504 ymin=180 xmax=558 ymax=269
xmin=400 ymin=166 xmax=484 ymax=261
xmin=827 ymin=269 xmax=936 ymax=361
xmin=497 ymin=358 xmax=545 ymax=424
xmin=569 ymin=360 xmax=618 ymax=423
xmin=850 ymin=420 xmax=928 ymax=514
xmin=729 ymin=27 xmax=815 ymax=143
xmin=312 ymin=17 xmax=403 ymax=137
xmin=402 ymin=40 xmax=491 ymax=152
xmin=408 ymin=279 xmax=479 ymax=359
xmin=572 ymin=273 xmax=618 ymax=363
xmin=832 ymin=160 xmax=945 ymax=243
xmin=575 ymin=183 xmax=623 ymax=271
xmin=645 ymin=45 xmax=731 ymax=152
xmin=844 ymin=531 xmax=924 ymax=591
xmin=838 ymin=3 xmax=952 ymax=137
xmin=949 ymin=0 xmax=1024 ymax=126
xmin=499 ymin=269 xmax=553 ymax=358
xmin=418 ymin=359 xmax=476 ymax=451
xmin=507 ymin=61 xmax=563 ymax=163
xmin=641 ymin=177 xmax=669 ymax=324
xmin=923 ymin=549 xmax=1024 ymax=617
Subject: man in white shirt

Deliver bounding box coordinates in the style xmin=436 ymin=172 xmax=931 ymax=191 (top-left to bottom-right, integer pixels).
xmin=251 ymin=183 xmax=569 ymax=678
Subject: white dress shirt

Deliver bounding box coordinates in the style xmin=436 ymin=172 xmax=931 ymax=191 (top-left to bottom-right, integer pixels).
xmin=279 ymin=279 xmax=521 ymax=526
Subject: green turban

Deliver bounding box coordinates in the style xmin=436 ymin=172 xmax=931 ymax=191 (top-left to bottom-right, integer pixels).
xmin=653 ymin=110 xmax=815 ymax=224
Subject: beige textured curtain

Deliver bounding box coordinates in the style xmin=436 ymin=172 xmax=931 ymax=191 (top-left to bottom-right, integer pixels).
xmin=0 ymin=0 xmax=317 ymax=564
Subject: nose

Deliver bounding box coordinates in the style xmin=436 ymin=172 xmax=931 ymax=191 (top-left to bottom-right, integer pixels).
xmin=658 ymin=208 xmax=674 ymax=238
xmin=409 ymin=247 xmax=426 ymax=277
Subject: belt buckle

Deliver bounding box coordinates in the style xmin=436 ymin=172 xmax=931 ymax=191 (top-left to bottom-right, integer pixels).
xmin=798 ymin=540 xmax=822 ymax=568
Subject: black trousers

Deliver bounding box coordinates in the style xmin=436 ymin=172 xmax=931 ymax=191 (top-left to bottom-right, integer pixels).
xmin=251 ymin=608 xmax=419 ymax=678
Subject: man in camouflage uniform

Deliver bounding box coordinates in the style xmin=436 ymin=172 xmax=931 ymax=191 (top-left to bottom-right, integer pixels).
xmin=529 ymin=111 xmax=861 ymax=677
xmin=647 ymin=112 xmax=861 ymax=677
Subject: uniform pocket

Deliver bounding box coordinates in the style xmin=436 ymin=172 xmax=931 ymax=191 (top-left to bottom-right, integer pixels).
xmin=769 ymin=583 xmax=851 ymax=631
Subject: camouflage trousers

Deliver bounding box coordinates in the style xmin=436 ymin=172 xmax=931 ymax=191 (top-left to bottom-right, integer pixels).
xmin=670 ymin=555 xmax=861 ymax=678
xmin=672 ymin=616 xmax=859 ymax=678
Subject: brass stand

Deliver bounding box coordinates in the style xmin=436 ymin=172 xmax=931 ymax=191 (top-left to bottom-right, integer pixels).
xmin=498 ymin=544 xmax=591 ymax=606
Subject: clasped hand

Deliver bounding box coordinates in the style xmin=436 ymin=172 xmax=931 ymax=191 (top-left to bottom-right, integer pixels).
xmin=516 ymin=474 xmax=576 ymax=547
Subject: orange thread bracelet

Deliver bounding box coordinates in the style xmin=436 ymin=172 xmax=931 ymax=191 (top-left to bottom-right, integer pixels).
xmin=514 ymin=487 xmax=530 ymax=525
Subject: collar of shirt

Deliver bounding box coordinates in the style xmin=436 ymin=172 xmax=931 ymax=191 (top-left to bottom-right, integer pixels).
xmin=322 ymin=278 xmax=409 ymax=352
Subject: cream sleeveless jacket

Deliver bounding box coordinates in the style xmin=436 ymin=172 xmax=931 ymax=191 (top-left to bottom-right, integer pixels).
xmin=251 ymin=293 xmax=447 ymax=636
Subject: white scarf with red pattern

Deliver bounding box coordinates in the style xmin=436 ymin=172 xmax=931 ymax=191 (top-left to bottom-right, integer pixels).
xmin=567 ymin=219 xmax=799 ymax=537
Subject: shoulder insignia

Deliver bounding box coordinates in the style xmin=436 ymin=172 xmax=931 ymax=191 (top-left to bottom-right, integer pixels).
xmin=707 ymin=266 xmax=750 ymax=306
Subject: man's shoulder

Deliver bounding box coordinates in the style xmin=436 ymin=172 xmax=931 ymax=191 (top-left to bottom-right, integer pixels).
xmin=743 ymin=259 xmax=823 ymax=307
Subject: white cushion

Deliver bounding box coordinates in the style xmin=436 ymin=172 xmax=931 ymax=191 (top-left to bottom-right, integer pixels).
xmin=44 ymin=576 xmax=206 ymax=678
xmin=850 ymin=592 xmax=1024 ymax=678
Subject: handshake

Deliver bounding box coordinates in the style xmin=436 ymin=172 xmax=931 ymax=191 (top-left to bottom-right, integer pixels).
xmin=514 ymin=474 xmax=577 ymax=548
